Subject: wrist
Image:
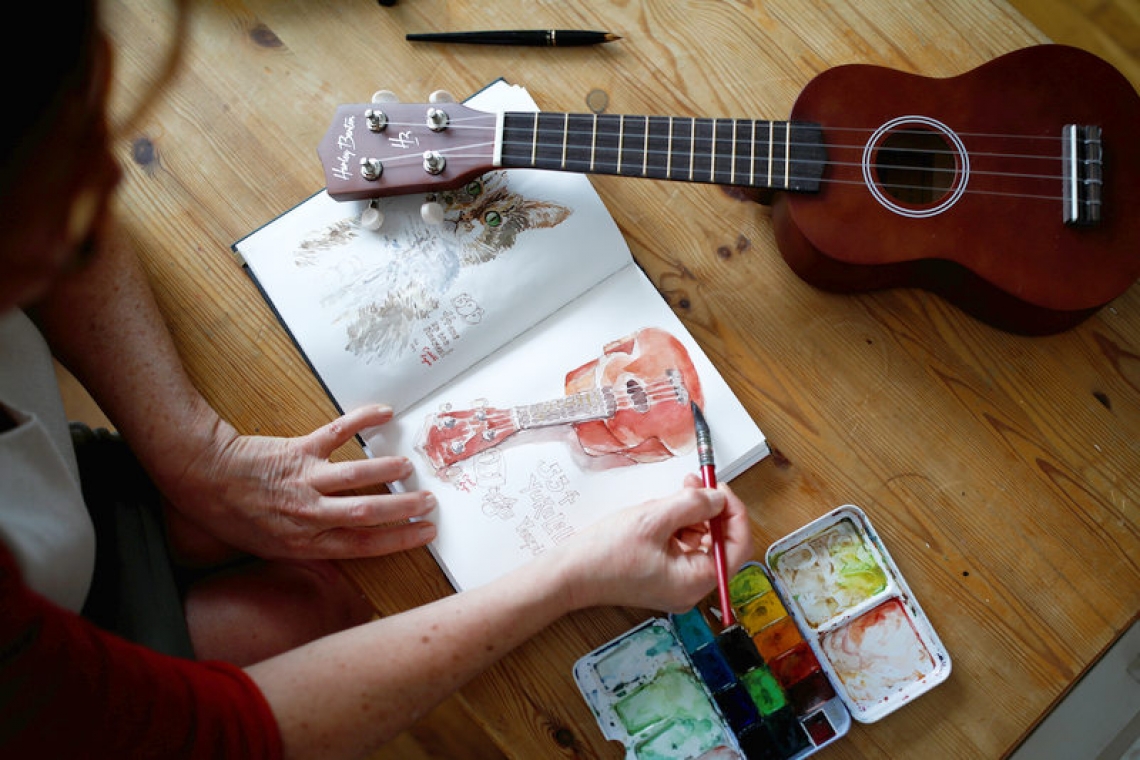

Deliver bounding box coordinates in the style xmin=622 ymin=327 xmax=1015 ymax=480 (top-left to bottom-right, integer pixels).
xmin=538 ymin=539 xmax=606 ymax=613
xmin=130 ymin=394 xmax=237 ymax=500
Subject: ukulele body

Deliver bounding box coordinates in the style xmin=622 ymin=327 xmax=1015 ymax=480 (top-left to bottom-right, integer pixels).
xmin=773 ymin=44 xmax=1140 ymax=335
xmin=566 ymin=328 xmax=704 ymax=463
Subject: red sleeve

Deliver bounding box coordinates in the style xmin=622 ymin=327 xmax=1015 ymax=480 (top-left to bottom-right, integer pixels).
xmin=0 ymin=543 xmax=284 ymax=759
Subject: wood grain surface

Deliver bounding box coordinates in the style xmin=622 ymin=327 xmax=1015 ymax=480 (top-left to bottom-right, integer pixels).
xmin=98 ymin=2 xmax=1138 ymax=757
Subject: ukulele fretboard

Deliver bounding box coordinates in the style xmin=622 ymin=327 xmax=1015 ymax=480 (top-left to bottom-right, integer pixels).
xmin=500 ymin=112 xmax=827 ymax=192
xmin=514 ymin=387 xmax=617 ymax=430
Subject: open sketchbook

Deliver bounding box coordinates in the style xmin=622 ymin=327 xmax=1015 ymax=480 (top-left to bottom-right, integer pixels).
xmin=233 ymin=80 xmax=768 ymax=592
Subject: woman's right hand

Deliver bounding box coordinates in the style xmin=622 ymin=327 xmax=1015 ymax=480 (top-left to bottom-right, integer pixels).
xmin=552 ymin=474 xmax=755 ymax=614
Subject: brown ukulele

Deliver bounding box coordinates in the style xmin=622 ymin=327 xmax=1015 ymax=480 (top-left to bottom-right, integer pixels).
xmin=417 ymin=328 xmax=703 ymax=473
xmin=318 ymin=45 xmax=1140 ymax=335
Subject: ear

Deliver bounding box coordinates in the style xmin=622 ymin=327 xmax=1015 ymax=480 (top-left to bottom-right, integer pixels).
xmin=517 ymin=200 xmax=571 ymax=230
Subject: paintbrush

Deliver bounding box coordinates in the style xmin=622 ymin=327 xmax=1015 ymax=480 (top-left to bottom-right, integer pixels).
xmin=691 ymin=401 xmax=735 ymax=627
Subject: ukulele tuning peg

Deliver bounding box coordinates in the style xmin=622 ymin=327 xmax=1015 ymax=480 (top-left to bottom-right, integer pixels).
xmin=420 ymin=201 xmax=445 ymax=225
xmin=371 ymin=89 xmax=400 ymax=104
xmin=360 ymin=200 xmax=384 ymax=231
xmin=428 ymin=89 xmax=456 ymax=103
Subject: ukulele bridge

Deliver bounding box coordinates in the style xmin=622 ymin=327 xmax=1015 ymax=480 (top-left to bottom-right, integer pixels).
xmin=1062 ymin=124 xmax=1102 ymax=227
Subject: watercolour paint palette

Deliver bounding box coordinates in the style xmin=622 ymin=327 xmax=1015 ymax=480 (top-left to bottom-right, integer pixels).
xmin=573 ymin=504 xmax=950 ymax=759
xmin=765 ymin=504 xmax=951 ymax=722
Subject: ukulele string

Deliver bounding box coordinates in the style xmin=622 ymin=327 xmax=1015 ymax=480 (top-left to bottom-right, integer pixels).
xmin=378 ymin=114 xmax=1079 ymax=164
xmin=368 ymin=116 xmax=1097 ymax=205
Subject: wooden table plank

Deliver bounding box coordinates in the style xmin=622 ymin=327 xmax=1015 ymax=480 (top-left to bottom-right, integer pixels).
xmin=101 ymin=1 xmax=1139 ymax=757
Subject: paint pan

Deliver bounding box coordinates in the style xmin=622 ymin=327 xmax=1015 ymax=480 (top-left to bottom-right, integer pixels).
xmin=573 ymin=581 xmax=851 ymax=758
xmin=573 ymin=504 xmax=950 ymax=757
xmin=765 ymin=504 xmax=951 ymax=722
xmin=573 ymin=618 xmax=743 ymax=759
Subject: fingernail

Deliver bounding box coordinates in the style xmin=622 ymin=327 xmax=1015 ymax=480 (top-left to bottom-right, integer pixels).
xmin=423 ymin=492 xmax=438 ymax=512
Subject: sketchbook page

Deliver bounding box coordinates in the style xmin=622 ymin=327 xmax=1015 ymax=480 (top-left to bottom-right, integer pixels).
xmin=364 ymin=264 xmax=768 ymax=592
xmin=234 ymin=82 xmax=630 ymax=415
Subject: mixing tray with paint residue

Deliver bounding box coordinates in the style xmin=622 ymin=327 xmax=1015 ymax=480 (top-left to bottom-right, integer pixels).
xmin=765 ymin=504 xmax=951 ymax=722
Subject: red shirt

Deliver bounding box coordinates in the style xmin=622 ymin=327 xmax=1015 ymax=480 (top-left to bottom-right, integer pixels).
xmin=0 ymin=542 xmax=283 ymax=759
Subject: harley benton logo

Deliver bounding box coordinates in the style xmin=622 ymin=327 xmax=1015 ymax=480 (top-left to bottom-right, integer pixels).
xmin=329 ymin=115 xmax=356 ymax=182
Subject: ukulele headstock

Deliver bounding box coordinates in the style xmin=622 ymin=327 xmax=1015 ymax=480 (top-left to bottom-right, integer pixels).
xmin=417 ymin=403 xmax=519 ymax=470
xmin=318 ymin=91 xmax=498 ymax=202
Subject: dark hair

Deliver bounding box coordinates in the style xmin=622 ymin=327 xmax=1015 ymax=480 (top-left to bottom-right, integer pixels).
xmin=1 ymin=0 xmax=99 ymax=192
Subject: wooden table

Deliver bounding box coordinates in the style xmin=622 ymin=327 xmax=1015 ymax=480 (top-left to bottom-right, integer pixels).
xmin=103 ymin=2 xmax=1139 ymax=757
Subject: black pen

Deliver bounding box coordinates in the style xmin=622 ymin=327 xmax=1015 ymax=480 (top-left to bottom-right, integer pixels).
xmin=405 ymin=30 xmax=621 ymax=47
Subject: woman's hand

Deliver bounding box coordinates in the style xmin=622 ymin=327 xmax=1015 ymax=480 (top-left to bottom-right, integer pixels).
xmin=554 ymin=474 xmax=754 ymax=614
xmin=161 ymin=405 xmax=437 ymax=564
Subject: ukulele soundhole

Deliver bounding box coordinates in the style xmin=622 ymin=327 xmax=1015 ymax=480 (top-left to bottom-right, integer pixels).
xmin=863 ymin=116 xmax=968 ymax=218
xmin=624 ymin=379 xmax=650 ymax=413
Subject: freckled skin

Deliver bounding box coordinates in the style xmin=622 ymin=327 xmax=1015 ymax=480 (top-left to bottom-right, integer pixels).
xmin=245 ymin=480 xmax=755 ymax=759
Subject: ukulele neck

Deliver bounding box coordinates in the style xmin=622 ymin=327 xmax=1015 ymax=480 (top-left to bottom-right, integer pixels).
xmin=512 ymin=386 xmax=617 ymax=430
xmin=498 ymin=112 xmax=827 ymax=192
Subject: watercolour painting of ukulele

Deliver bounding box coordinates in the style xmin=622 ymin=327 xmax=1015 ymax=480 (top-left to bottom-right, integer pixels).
xmin=317 ymin=44 xmax=1140 ymax=335
xmin=417 ymin=327 xmax=703 ymax=476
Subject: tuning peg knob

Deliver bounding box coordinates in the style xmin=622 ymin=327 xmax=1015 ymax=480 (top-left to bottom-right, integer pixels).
xmin=422 ymin=150 xmax=446 ymax=175
xmin=421 ymin=201 xmax=444 ymax=224
xmin=426 ymin=107 xmax=450 ymax=132
xmin=428 ymin=89 xmax=456 ymax=103
xmin=364 ymin=108 xmax=388 ymax=132
xmin=371 ymin=89 xmax=399 ymax=103
xmin=360 ymin=201 xmax=384 ymax=230
xmin=360 ymin=157 xmax=383 ymax=181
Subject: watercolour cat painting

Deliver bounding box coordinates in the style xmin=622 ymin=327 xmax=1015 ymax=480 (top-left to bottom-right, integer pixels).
xmin=301 ymin=170 xmax=571 ymax=366
xmin=234 ymin=80 xmax=768 ymax=591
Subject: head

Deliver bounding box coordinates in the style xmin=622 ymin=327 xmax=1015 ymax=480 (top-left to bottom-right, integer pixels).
xmin=0 ymin=0 xmax=123 ymax=310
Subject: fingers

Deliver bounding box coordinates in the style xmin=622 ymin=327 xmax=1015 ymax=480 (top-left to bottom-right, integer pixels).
xmin=307 ymin=519 xmax=438 ymax=560
xmin=280 ymin=491 xmax=439 ymax=559
xmin=654 ymin=482 xmax=753 ymax=568
xmin=305 ymin=405 xmax=414 ymax=494
xmin=718 ymin=483 xmax=755 ymax=570
xmin=308 ymin=454 xmax=413 ymax=494
xmin=306 ymin=405 xmax=395 ymax=457
xmin=311 ymin=489 xmax=439 ymax=529
xmin=653 ymin=485 xmax=727 ymax=535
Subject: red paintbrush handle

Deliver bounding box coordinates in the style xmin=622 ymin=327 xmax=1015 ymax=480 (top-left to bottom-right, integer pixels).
xmin=702 ymin=464 xmax=735 ymax=627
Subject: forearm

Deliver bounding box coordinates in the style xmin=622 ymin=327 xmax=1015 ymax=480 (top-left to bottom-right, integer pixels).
xmin=28 ymin=220 xmax=229 ymax=488
xmin=246 ymin=549 xmax=580 ymax=760
xmin=244 ymin=481 xmax=750 ymax=759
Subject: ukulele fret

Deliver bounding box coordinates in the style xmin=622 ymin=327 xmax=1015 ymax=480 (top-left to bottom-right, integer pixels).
xmin=590 ymin=114 xmax=598 ymax=173
xmin=561 ymin=113 xmax=571 ymax=169
xmin=731 ymin=119 xmax=740 ymax=185
xmin=616 ymin=115 xmax=625 ymax=175
xmin=501 ymin=112 xmax=824 ymax=192
xmin=767 ymin=121 xmax=774 ymax=188
xmin=748 ymin=120 xmax=756 ymax=186
xmin=782 ymin=122 xmax=791 ymax=188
